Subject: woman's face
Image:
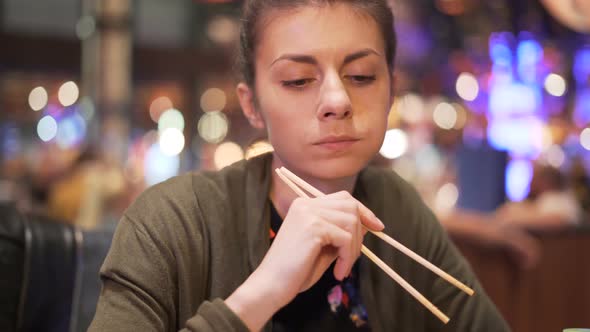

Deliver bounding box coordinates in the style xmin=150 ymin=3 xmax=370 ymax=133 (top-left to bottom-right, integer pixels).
xmin=242 ymin=4 xmax=392 ymax=180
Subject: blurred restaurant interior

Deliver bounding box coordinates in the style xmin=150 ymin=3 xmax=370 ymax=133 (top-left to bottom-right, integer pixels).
xmin=1 ymin=0 xmax=590 ymax=331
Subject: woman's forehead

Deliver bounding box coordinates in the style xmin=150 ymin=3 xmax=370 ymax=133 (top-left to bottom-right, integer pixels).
xmin=255 ymin=4 xmax=385 ymax=63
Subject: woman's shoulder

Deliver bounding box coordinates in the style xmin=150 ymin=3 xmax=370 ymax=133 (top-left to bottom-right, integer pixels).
xmin=123 ymin=156 xmax=268 ymax=232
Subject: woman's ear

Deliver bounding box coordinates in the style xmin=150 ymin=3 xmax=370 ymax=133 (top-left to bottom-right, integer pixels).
xmin=237 ymin=82 xmax=266 ymax=129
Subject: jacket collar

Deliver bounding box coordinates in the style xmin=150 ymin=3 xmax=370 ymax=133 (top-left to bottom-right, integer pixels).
xmin=244 ymin=153 xmax=273 ymax=271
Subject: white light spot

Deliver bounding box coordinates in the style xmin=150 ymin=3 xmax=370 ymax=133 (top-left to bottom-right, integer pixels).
xmin=545 ymin=145 xmax=565 ymax=168
xmin=58 ymin=81 xmax=79 ymax=107
xmin=379 ymin=129 xmax=408 ymax=159
xmin=214 ymin=142 xmax=244 ymax=170
xmin=433 ymin=102 xmax=457 ymax=130
xmin=456 ymin=73 xmax=479 ymax=101
xmin=435 ymin=183 xmax=459 ymax=215
xmin=159 ymin=128 xmax=185 ymax=156
xmin=28 ymin=86 xmax=48 ymax=111
xmin=158 ymin=109 xmax=185 ymax=132
xmin=398 ymin=93 xmax=425 ymax=124
xmin=37 ymin=115 xmax=58 ymax=142
xmin=581 ymin=128 xmax=590 ymax=151
xmin=197 ymin=111 xmax=229 ymax=143
xmin=544 ymin=73 xmax=567 ymax=97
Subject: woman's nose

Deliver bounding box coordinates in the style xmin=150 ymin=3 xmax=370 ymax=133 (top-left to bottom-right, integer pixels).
xmin=317 ymin=73 xmax=352 ymax=120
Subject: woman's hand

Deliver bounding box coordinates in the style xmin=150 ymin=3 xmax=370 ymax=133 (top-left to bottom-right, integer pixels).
xmin=226 ymin=191 xmax=383 ymax=331
xmin=260 ymin=191 xmax=384 ymax=301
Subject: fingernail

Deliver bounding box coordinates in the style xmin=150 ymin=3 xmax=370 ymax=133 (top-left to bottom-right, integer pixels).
xmin=377 ymin=218 xmax=385 ymax=229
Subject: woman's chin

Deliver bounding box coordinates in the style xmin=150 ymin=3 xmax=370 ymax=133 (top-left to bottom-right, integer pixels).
xmin=304 ymin=155 xmax=370 ymax=180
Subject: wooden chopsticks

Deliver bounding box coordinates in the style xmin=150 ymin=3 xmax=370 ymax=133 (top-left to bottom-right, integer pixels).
xmin=275 ymin=166 xmax=475 ymax=324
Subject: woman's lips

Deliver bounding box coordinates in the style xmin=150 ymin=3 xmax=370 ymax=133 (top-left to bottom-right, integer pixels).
xmin=313 ymin=137 xmax=360 ymax=151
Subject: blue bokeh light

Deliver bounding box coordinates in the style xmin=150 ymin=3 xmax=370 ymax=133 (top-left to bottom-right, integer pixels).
xmin=144 ymin=143 xmax=180 ymax=186
xmin=489 ymin=32 xmax=514 ymax=67
xmin=488 ymin=116 xmax=543 ymax=157
xmin=489 ymin=82 xmax=540 ymax=118
xmin=517 ymin=39 xmax=542 ymax=84
xmin=574 ymin=88 xmax=590 ymax=127
xmin=505 ymin=159 xmax=533 ymax=201
xmin=56 ymin=112 xmax=87 ymax=149
xmin=573 ymin=47 xmax=590 ymax=84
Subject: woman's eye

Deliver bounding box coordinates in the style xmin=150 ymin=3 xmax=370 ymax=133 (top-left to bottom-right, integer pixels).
xmin=347 ymin=75 xmax=376 ymax=85
xmin=281 ymin=78 xmax=314 ymax=88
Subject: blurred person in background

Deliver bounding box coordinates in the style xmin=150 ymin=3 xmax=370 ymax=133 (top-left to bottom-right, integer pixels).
xmin=437 ymin=163 xmax=584 ymax=270
xmin=47 ymin=147 xmax=127 ymax=229
xmin=494 ymin=164 xmax=582 ymax=230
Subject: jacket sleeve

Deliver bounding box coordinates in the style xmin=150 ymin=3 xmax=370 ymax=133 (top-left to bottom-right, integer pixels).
xmin=88 ymin=215 xmax=250 ymax=332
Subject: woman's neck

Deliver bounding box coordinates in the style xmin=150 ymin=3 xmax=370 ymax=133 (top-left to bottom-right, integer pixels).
xmin=269 ymin=154 xmax=358 ymax=219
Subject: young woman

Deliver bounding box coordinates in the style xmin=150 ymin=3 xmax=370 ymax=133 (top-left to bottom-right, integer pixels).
xmin=89 ymin=1 xmax=509 ymax=331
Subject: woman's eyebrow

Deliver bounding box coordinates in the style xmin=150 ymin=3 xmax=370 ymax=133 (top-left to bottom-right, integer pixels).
xmin=270 ymin=54 xmax=317 ymax=67
xmin=270 ymin=48 xmax=381 ymax=68
xmin=343 ymin=48 xmax=381 ymax=65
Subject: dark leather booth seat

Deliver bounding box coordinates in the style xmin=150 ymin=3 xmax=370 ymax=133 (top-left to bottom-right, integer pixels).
xmin=0 ymin=204 xmax=114 ymax=332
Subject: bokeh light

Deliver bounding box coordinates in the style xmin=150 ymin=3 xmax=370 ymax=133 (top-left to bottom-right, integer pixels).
xmin=506 ymin=159 xmax=533 ymax=202
xmin=207 ymin=15 xmax=239 ymax=45
xmin=398 ymin=93 xmax=425 ymax=124
xmin=545 ymin=145 xmax=565 ymax=168
xmin=544 ymin=73 xmax=567 ymax=97
xmin=37 ymin=115 xmax=58 ymax=142
xmin=144 ymin=143 xmax=180 ymax=186
xmin=58 ymin=81 xmax=79 ymax=107
xmin=434 ymin=183 xmax=459 ymax=215
xmin=197 ymin=111 xmax=229 ymax=143
xmin=433 ymin=102 xmax=457 ymax=129
xmin=455 ymin=73 xmax=479 ymax=101
xmin=76 ymin=15 xmax=95 ymax=40
xmin=56 ymin=112 xmax=87 ymax=149
xmin=149 ymin=96 xmax=173 ymax=123
xmin=158 ymin=128 xmax=185 ymax=156
xmin=379 ymin=129 xmax=408 ymax=159
xmin=581 ymin=128 xmax=590 ymax=150
xmin=200 ymin=88 xmax=227 ymax=112
xmin=28 ymin=86 xmax=48 ymax=111
xmin=488 ymin=116 xmax=544 ymax=157
xmin=158 ymin=108 xmax=185 ymax=132
xmin=214 ymin=141 xmax=244 ymax=170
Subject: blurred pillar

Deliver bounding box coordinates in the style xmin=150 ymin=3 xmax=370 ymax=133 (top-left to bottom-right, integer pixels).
xmin=80 ymin=0 xmax=132 ymax=164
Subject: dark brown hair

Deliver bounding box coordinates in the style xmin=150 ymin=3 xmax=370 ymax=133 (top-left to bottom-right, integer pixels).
xmin=237 ymin=0 xmax=397 ymax=87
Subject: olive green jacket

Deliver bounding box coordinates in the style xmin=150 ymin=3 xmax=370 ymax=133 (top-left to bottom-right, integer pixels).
xmin=89 ymin=153 xmax=510 ymax=331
